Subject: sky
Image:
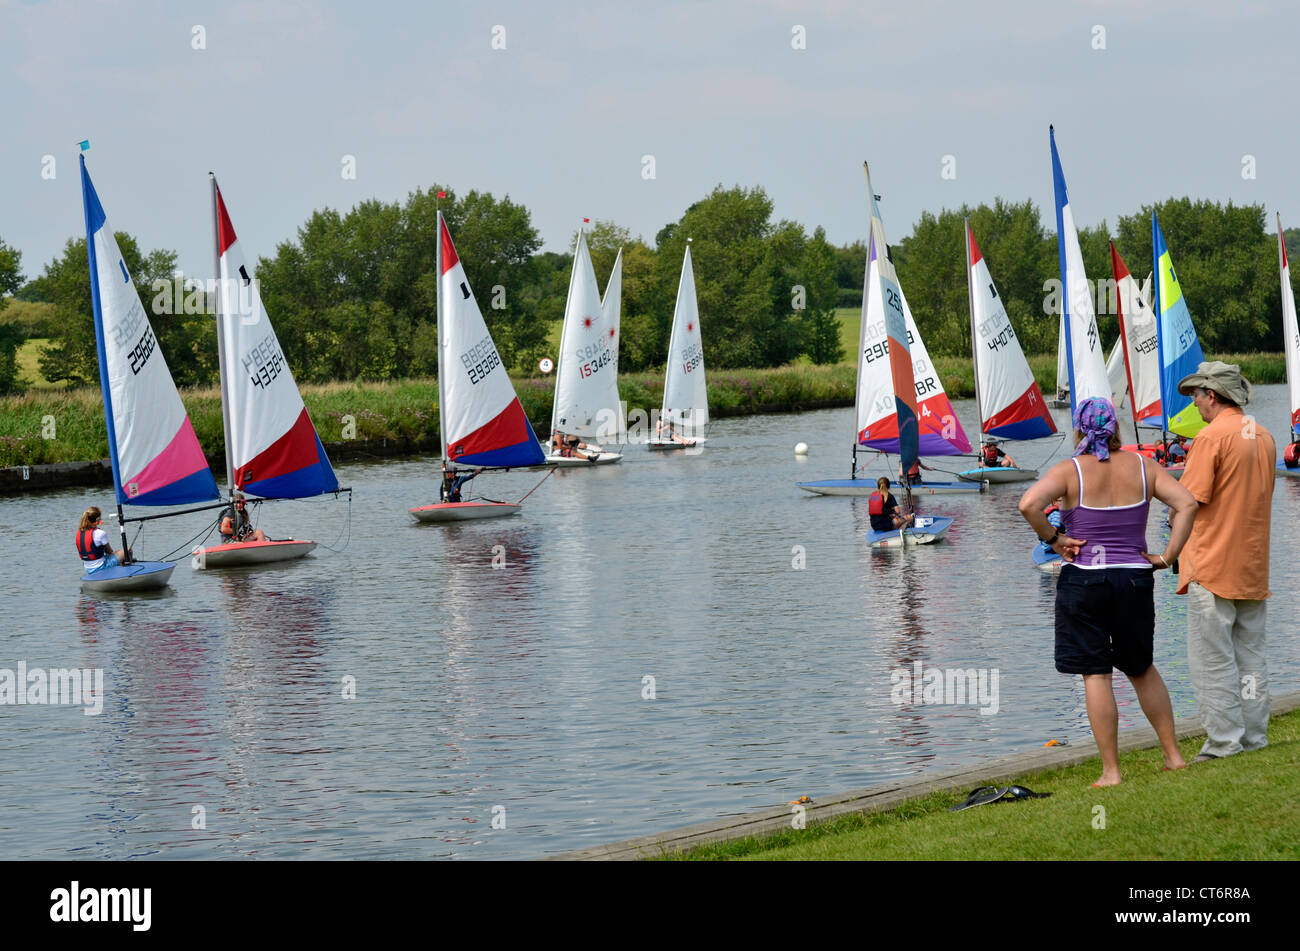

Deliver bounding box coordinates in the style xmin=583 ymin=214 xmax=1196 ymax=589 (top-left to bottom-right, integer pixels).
xmin=1 ymin=0 xmax=1295 ymax=281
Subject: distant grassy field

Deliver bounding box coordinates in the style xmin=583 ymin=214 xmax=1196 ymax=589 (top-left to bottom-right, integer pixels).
xmin=15 ymin=338 xmax=55 ymax=391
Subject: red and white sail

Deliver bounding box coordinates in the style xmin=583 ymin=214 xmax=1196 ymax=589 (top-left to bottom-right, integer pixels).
xmin=855 ymin=232 xmax=971 ymax=455
xmin=967 ymin=222 xmax=1055 ymax=440
xmin=1280 ymin=215 xmax=1300 ymax=435
xmin=661 ymin=244 xmax=708 ymax=433
xmin=438 ymin=212 xmax=545 ymax=467
xmin=551 ymin=229 xmax=621 ymax=439
xmin=1109 ymin=245 xmax=1162 ymax=427
xmin=214 ymin=180 xmax=337 ymax=498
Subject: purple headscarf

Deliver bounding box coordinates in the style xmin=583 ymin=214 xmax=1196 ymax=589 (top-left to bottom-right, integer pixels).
xmin=1072 ymin=398 xmax=1118 ymax=461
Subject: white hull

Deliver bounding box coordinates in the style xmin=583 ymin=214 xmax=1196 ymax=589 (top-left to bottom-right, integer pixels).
xmin=959 ymin=466 xmax=1038 ymax=484
xmin=545 ymin=450 xmax=622 ymax=467
xmin=1278 ymin=463 xmax=1300 ymax=479
xmin=409 ymin=502 xmax=521 ymax=522
xmin=193 ymin=539 xmax=317 ymax=568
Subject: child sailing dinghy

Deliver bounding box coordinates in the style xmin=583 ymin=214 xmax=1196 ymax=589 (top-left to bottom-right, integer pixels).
xmin=851 ymin=163 xmax=954 ymax=546
xmin=649 ymin=242 xmax=709 ymax=451
xmin=799 ymin=171 xmax=980 ymax=498
xmin=958 ymin=220 xmax=1056 ymax=484
xmin=77 ymin=155 xmax=222 ymax=592
xmin=547 ymin=225 xmax=623 ymax=466
xmin=1275 ymin=216 xmax=1300 ymax=478
xmin=409 ymin=212 xmax=547 ymax=522
xmin=192 ymin=177 xmax=342 ymax=567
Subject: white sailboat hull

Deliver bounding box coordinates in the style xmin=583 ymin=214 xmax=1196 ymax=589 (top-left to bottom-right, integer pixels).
xmin=193 ymin=539 xmax=317 ymax=568
xmin=545 ymin=450 xmax=622 ymax=467
xmin=409 ymin=502 xmax=521 ymax=522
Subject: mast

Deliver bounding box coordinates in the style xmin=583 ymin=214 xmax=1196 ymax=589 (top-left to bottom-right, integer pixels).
xmin=1110 ymin=243 xmax=1142 ymax=444
xmin=437 ymin=210 xmax=448 ymax=464
xmin=852 ymin=222 xmax=873 ymax=481
xmin=1151 ymin=212 xmax=1170 ymax=450
xmin=210 ymin=174 xmax=236 ymax=496
xmin=965 ymin=218 xmax=984 ymax=454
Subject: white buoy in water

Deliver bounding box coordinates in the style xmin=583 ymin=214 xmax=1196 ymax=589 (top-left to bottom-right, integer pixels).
xmin=794 ymin=442 xmax=808 ymax=455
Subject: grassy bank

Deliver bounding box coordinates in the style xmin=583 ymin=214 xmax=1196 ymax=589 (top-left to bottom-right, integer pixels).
xmin=662 ymin=708 xmax=1300 ymax=860
xmin=0 ymin=364 xmax=858 ymax=468
xmin=0 ymin=352 xmax=1286 ymax=469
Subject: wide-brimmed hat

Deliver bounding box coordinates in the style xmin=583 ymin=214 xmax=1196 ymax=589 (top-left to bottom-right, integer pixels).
xmin=1177 ymin=361 xmax=1253 ymax=406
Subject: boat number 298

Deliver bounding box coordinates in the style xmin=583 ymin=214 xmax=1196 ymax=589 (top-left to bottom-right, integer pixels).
xmin=127 ymin=327 xmax=157 ymax=376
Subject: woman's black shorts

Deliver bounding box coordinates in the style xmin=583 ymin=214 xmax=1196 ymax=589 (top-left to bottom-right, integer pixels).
xmin=1054 ymin=565 xmax=1155 ymax=677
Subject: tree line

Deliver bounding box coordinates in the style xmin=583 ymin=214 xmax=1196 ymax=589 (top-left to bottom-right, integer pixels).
xmin=4 ymin=186 xmax=1299 ymax=393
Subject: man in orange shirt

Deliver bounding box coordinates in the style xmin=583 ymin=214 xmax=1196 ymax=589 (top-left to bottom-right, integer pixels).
xmin=1175 ymin=362 xmax=1276 ymax=762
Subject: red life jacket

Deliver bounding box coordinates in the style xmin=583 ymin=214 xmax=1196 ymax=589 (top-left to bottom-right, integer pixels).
xmin=1154 ymin=444 xmax=1168 ymax=464
xmin=868 ymin=491 xmax=885 ymax=515
xmin=906 ymin=461 xmax=920 ymax=477
xmin=982 ymin=443 xmax=1000 ymax=466
xmin=1285 ymin=442 xmax=1300 ymax=467
xmin=1043 ymin=503 xmax=1060 ymax=518
xmin=75 ymin=529 xmax=109 ymax=561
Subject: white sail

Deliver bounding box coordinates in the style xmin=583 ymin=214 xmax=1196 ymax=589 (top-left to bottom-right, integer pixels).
xmin=600 ymin=248 xmax=624 ymax=441
xmin=1106 ymin=337 xmax=1126 ymax=407
xmin=552 ymin=229 xmax=621 ymax=439
xmin=1280 ymin=215 xmax=1300 ymax=436
xmin=661 ymin=244 xmax=708 ymax=433
xmin=1112 ymin=254 xmax=1162 ymax=426
xmin=1055 ymin=310 xmax=1068 ymax=400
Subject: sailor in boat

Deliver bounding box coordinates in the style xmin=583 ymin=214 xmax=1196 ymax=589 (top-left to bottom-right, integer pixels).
xmin=1167 ymin=436 xmax=1189 ymax=464
xmin=656 ymin=416 xmax=695 ymax=447
xmin=868 ymin=477 xmax=914 ymax=533
xmin=898 ymin=458 xmax=935 ymax=485
xmin=219 ymin=493 xmax=267 ymax=544
xmin=553 ymin=428 xmax=601 ymax=460
xmin=76 ymin=506 xmax=131 ymax=573
xmin=1285 ymin=438 xmax=1300 ymax=469
xmin=979 ymin=436 xmax=1017 ymax=469
xmin=440 ymin=464 xmax=483 ymax=503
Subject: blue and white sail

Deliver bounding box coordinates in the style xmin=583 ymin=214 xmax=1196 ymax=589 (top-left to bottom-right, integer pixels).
xmin=81 ymin=156 xmax=218 ymax=506
xmin=1049 ymin=127 xmax=1111 ymax=414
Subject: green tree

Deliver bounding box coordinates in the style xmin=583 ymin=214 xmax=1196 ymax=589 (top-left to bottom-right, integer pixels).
xmin=797 ymin=226 xmax=843 ymax=364
xmin=0 ymin=236 xmax=26 ymax=393
xmin=1115 ymin=199 xmax=1275 ymax=352
xmin=653 ymin=185 xmax=803 ymax=368
xmin=35 ymin=235 xmax=198 ymax=387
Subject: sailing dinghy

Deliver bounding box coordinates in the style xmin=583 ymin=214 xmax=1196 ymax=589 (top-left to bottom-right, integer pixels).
xmin=547 ymin=226 xmax=623 ymax=466
xmin=799 ymin=173 xmax=979 ymax=498
xmin=78 ymin=155 xmax=221 ymax=592
xmin=849 ymin=164 xmax=955 ymax=545
xmin=410 ymin=212 xmax=547 ymax=522
xmin=650 ymin=242 xmax=709 ymax=450
xmin=1110 ymin=248 xmax=1165 ymax=453
xmin=1275 ymin=216 xmax=1300 ymax=478
xmin=958 ymin=220 xmax=1055 ymax=484
xmin=193 ymin=178 xmax=340 ymax=567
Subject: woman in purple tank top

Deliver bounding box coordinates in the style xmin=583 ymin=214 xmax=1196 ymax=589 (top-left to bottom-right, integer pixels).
xmin=1019 ymin=398 xmax=1197 ymax=786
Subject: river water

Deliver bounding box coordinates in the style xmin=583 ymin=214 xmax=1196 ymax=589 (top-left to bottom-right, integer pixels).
xmin=3 ymin=387 xmax=1297 ymax=859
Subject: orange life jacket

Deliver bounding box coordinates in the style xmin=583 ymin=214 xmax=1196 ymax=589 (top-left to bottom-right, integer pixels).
xmin=982 ymin=443 xmax=1001 ymax=466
